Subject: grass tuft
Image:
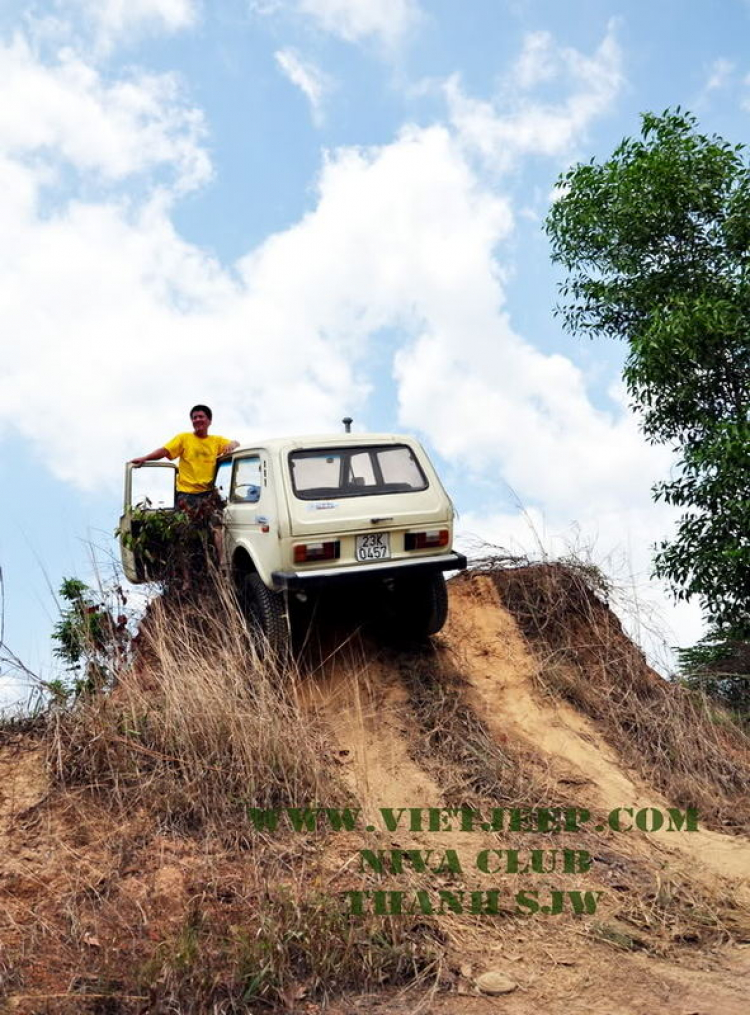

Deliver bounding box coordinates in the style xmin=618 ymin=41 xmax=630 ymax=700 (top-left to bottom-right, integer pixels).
xmin=142 ymin=885 xmax=443 ymax=1011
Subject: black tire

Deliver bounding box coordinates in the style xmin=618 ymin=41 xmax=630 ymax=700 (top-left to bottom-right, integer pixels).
xmin=380 ymin=570 xmax=449 ymax=641
xmin=238 ymin=572 xmax=290 ymax=661
xmin=417 ymin=570 xmax=449 ymax=637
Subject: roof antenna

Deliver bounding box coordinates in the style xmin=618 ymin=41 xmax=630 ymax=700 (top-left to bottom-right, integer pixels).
xmin=342 ymin=416 xmax=353 ymax=433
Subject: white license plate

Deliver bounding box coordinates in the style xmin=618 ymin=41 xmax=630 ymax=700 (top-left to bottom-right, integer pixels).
xmin=355 ymin=532 xmax=390 ymax=562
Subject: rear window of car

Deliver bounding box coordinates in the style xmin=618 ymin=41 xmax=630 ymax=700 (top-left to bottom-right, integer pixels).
xmin=289 ymin=444 xmax=428 ymax=500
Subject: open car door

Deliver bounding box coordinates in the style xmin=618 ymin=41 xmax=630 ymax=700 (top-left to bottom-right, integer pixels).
xmin=119 ymin=462 xmax=178 ymax=583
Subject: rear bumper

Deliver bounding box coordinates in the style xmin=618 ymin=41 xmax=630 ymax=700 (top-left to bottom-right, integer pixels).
xmin=271 ymin=551 xmax=468 ymax=591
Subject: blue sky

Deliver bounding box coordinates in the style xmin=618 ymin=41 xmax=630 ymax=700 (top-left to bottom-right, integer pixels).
xmin=1 ymin=0 xmax=748 ymax=704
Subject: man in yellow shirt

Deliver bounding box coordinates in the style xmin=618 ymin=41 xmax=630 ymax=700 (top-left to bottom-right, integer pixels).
xmin=131 ymin=404 xmax=239 ymax=510
xmin=131 ymin=406 xmax=240 ymax=585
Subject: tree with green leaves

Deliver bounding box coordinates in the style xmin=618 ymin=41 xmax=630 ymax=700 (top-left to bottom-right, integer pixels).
xmin=545 ymin=109 xmax=749 ymax=708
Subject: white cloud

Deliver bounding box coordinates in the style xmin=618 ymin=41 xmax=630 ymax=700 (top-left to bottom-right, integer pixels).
xmin=0 ymin=25 xmax=656 ymax=518
xmin=275 ymin=48 xmax=332 ymax=123
xmin=1 ymin=83 xmax=668 ymax=559
xmin=0 ymin=20 xmax=701 ymax=658
xmin=0 ymin=115 xmax=513 ymax=488
xmin=0 ymin=35 xmax=210 ymax=193
xmin=300 ymin=0 xmax=419 ymax=43
xmin=512 ymin=31 xmax=558 ymax=90
xmin=72 ymin=0 xmax=198 ymax=50
xmin=400 ymin=338 xmax=668 ymax=510
xmin=705 ymin=57 xmax=734 ymax=92
xmin=695 ymin=58 xmax=735 ymax=110
xmin=247 ymin=0 xmax=285 ymax=13
xmin=446 ymin=21 xmax=623 ymax=171
xmin=287 ymin=0 xmax=421 ymax=46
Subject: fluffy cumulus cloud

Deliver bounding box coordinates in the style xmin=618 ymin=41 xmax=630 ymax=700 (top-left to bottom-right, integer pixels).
xmin=0 ymin=111 xmax=512 ymax=487
xmin=0 ymin=17 xmax=698 ymax=654
xmin=395 ymin=334 xmax=670 ymax=513
xmin=0 ymin=20 xmax=650 ymax=514
xmin=446 ymin=21 xmax=623 ymax=171
xmin=0 ymin=35 xmax=210 ymax=192
xmin=275 ymin=48 xmax=332 ymax=122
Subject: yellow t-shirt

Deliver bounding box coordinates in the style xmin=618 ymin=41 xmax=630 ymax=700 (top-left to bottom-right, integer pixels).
xmin=163 ymin=433 xmax=231 ymax=493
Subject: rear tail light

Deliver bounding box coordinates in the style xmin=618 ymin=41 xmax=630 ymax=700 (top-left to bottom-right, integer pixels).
xmin=404 ymin=529 xmax=449 ymax=551
xmin=294 ymin=541 xmax=340 ymax=564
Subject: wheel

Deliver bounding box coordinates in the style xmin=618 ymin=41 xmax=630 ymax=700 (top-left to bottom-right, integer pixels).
xmin=237 ymin=572 xmax=290 ymax=661
xmin=415 ymin=570 xmax=449 ymax=636
xmin=379 ymin=570 xmax=449 ymax=641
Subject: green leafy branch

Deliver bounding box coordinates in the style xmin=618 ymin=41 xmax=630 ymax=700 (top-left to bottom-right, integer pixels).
xmin=51 ymin=577 xmax=130 ymax=700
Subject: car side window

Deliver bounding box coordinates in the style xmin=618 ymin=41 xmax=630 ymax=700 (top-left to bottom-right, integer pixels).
xmin=232 ymin=455 xmax=262 ymax=503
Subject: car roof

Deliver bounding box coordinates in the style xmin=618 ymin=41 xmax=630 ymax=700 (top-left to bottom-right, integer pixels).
xmin=232 ymin=432 xmax=421 ymax=455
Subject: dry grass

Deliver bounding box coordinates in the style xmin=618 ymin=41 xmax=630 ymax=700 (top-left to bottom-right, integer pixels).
xmin=391 ymin=644 xmax=750 ymax=953
xmin=8 ymin=562 xmax=750 ymax=1007
xmin=3 ymin=838 xmax=445 ymax=1013
xmin=614 ymin=866 xmax=750 ymax=949
xmin=586 ymin=846 xmax=750 ymax=953
xmin=48 ymin=579 xmax=348 ymax=843
xmin=392 ymin=646 xmax=552 ymax=810
xmin=2 ymin=581 xmax=448 ymax=1011
xmin=484 ymin=560 xmax=750 ymax=832
xmin=141 ymin=878 xmax=444 ymax=1013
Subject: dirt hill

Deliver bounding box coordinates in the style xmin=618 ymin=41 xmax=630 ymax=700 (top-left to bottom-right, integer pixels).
xmin=2 ymin=564 xmax=750 ymax=1014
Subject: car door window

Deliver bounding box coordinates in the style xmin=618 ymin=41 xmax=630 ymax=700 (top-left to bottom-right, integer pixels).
xmin=232 ymin=455 xmax=262 ymax=503
xmin=130 ymin=465 xmax=175 ymax=509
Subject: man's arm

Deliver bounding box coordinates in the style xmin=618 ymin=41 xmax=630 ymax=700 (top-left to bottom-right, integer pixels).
xmin=130 ymin=447 xmax=169 ymax=466
xmin=217 ymin=440 xmax=240 ymax=460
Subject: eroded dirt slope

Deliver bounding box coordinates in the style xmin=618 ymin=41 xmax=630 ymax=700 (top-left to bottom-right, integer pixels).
xmin=2 ymin=570 xmax=750 ymax=1014
xmin=300 ymin=573 xmax=750 ymax=1013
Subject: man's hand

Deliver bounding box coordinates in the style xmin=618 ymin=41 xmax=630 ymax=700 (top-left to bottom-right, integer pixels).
xmin=217 ymin=440 xmax=240 ymax=461
xmin=130 ymin=447 xmax=169 ymax=466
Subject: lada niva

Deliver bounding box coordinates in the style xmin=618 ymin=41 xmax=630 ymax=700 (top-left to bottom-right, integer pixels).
xmin=120 ymin=431 xmax=467 ymax=653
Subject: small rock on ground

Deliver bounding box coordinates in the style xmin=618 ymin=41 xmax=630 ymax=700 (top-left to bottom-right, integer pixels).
xmin=475 ymin=971 xmax=518 ymax=996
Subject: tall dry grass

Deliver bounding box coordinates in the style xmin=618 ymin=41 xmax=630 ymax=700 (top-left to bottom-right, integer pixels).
xmin=49 ymin=579 xmax=348 ymax=841
xmin=32 ymin=580 xmax=447 ymax=1010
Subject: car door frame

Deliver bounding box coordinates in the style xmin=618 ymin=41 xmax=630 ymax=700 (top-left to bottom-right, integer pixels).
xmin=120 ymin=461 xmax=179 ymax=583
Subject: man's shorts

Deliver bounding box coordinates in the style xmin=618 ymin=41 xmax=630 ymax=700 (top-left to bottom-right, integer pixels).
xmin=176 ymin=491 xmax=214 ymax=511
xmin=176 ymin=490 xmax=223 ymax=529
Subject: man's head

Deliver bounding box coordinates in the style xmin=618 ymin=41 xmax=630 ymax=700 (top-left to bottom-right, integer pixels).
xmin=190 ymin=404 xmax=212 ymax=436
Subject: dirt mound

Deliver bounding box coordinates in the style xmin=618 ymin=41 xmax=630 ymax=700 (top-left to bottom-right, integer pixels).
xmin=2 ymin=566 xmax=750 ymax=1014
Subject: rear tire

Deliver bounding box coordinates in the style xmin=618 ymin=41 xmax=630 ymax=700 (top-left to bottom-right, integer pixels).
xmin=238 ymin=572 xmax=290 ymax=662
xmin=416 ymin=570 xmax=449 ymax=637
xmin=380 ymin=570 xmax=449 ymax=641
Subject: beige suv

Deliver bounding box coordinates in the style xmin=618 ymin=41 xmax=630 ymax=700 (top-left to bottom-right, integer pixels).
xmin=120 ymin=432 xmax=466 ymax=653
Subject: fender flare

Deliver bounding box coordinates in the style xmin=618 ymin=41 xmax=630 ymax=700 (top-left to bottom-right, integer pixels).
xmin=230 ymin=542 xmax=275 ymax=590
